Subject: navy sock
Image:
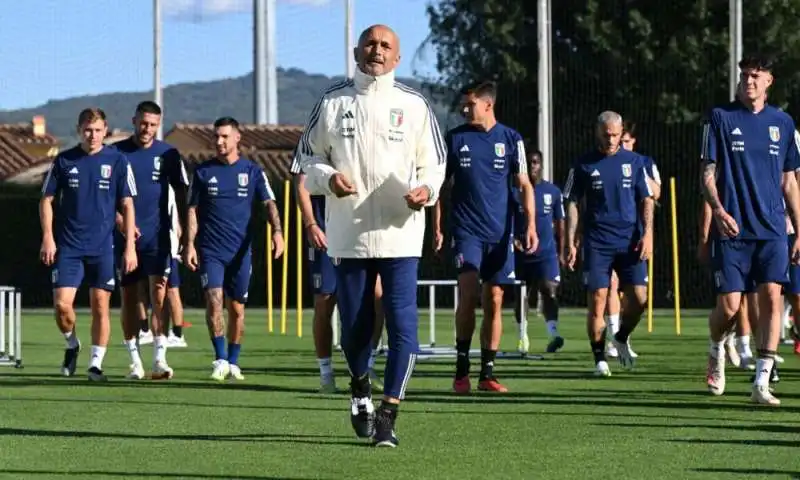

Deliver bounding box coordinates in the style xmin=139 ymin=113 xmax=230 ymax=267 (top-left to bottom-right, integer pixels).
xmin=590 ymin=339 xmax=606 ymax=364
xmin=479 ymin=349 xmax=497 ymax=381
xmin=211 ymin=335 xmax=226 ymax=360
xmin=172 ymin=325 xmax=183 ymax=337
xmin=455 ymin=339 xmax=471 ymax=378
xmin=227 ymin=343 xmax=241 ymax=365
xmin=140 ymin=319 xmax=149 ymax=332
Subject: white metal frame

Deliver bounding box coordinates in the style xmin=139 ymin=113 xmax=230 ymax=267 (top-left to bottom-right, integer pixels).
xmin=0 ymin=286 xmax=22 ymax=368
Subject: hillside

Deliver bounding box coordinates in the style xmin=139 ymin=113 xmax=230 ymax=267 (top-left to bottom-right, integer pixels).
xmin=0 ymin=68 xmax=460 ymax=141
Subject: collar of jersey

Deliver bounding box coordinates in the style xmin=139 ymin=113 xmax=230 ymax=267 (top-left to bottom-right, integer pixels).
xmin=354 ymin=67 xmax=395 ymax=93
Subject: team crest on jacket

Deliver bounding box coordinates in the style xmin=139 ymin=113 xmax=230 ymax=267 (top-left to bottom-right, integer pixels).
xmin=770 ymin=126 xmax=780 ymax=142
xmin=543 ymin=193 xmax=552 ymax=205
xmin=621 ymin=164 xmax=631 ymax=177
xmin=153 ymin=156 xmax=161 ymax=171
xmin=100 ymin=165 xmax=112 ymax=179
xmin=389 ymin=108 xmax=403 ymax=128
xmin=238 ymin=173 xmax=249 ymax=187
xmin=494 ymin=143 xmax=505 ymax=157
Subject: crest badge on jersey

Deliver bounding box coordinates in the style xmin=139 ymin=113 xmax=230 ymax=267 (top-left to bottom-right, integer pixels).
xmin=389 ymin=108 xmax=403 ymax=128
xmin=494 ymin=143 xmax=505 ymax=157
xmin=153 ymin=156 xmax=161 ymax=171
xmin=100 ymin=165 xmax=112 ymax=179
xmin=621 ymin=164 xmax=631 ymax=178
xmin=543 ymin=193 xmax=552 ymax=205
xmin=769 ymin=126 xmax=780 ymax=142
xmin=238 ymin=173 xmax=249 ymax=187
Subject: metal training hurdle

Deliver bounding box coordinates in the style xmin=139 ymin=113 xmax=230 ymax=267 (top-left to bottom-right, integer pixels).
xmin=332 ymin=279 xmax=543 ymax=361
xmin=0 ymin=286 xmax=22 ymax=368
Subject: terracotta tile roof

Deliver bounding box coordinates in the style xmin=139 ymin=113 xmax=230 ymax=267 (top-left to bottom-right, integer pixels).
xmin=167 ymin=123 xmax=303 ymax=151
xmin=0 ymin=123 xmax=60 ymax=146
xmin=181 ymin=148 xmax=294 ymax=183
xmin=0 ymin=133 xmax=52 ymax=181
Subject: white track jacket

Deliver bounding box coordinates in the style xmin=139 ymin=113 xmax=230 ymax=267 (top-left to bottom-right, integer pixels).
xmin=295 ymin=68 xmax=447 ymax=259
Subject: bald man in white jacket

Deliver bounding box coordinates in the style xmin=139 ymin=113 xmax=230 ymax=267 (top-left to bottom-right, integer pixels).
xmin=297 ymin=24 xmax=446 ymax=448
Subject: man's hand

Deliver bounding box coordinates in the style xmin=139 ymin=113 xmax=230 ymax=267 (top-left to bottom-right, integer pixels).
xmin=513 ymin=238 xmax=523 ymax=252
xmin=272 ymin=231 xmax=285 ymax=259
xmin=636 ymin=232 xmax=653 ymax=261
xmin=306 ymin=224 xmax=327 ymax=250
xmin=329 ymin=173 xmax=357 ymax=198
xmin=433 ymin=229 xmax=444 ymax=253
xmin=791 ymin=236 xmax=800 ymax=265
xmin=562 ymin=244 xmax=578 ymax=271
xmin=40 ymin=236 xmax=57 ymax=266
xmin=712 ymin=207 xmax=739 ymax=238
xmin=183 ymin=245 xmax=199 ymax=271
xmin=404 ymin=186 xmax=430 ymax=211
xmin=697 ymin=240 xmax=710 ymax=265
xmin=524 ymin=227 xmax=539 ymax=254
xmin=122 ymin=246 xmax=138 ymax=274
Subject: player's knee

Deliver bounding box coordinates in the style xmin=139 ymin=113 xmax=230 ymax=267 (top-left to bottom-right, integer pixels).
xmin=541 ymin=281 xmax=559 ymax=300
xmin=54 ymin=298 xmax=73 ymax=318
xmin=457 ymin=271 xmax=480 ymax=305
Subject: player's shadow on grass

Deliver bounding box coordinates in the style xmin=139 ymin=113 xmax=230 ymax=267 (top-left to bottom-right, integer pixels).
xmin=595 ymin=422 xmax=800 ymax=434
xmin=0 ymin=376 xmax=320 ymax=394
xmin=0 ymin=469 xmax=322 ymax=480
xmin=690 ymin=467 xmax=800 ymax=478
xmin=670 ymin=438 xmax=799 ymax=448
xmin=0 ymin=427 xmax=369 ymax=448
xmin=245 ymin=366 xmax=325 ymax=377
xmin=2 ymin=395 xmax=344 ymax=413
xmin=406 ymin=395 xmax=800 ymax=413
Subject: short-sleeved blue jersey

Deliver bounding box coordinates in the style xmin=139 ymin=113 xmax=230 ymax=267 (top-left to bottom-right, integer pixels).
xmin=514 ymin=180 xmax=564 ymax=257
xmin=445 ymin=122 xmax=526 ymax=242
xmin=41 ymin=145 xmax=136 ymax=256
xmin=112 ymin=138 xmax=189 ymax=253
xmin=563 ymin=148 xmax=652 ymax=249
xmin=701 ymin=101 xmax=800 ymax=240
xmin=188 ymin=157 xmax=275 ymax=260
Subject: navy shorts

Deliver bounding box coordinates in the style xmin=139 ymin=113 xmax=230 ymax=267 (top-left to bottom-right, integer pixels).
xmin=199 ymin=250 xmax=252 ymax=303
xmin=582 ymin=243 xmax=647 ymax=291
xmin=167 ymin=257 xmax=181 ymax=288
xmin=52 ymin=252 xmax=116 ymax=291
xmin=711 ymin=238 xmax=789 ymax=294
xmin=452 ymin=236 xmax=515 ymax=285
xmin=118 ymin=249 xmax=172 ymax=287
xmin=308 ymin=246 xmax=337 ymax=295
xmin=515 ymin=253 xmax=561 ymax=284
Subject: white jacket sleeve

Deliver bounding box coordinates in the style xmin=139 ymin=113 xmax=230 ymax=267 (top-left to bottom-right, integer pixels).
xmin=415 ymin=102 xmax=447 ymax=206
xmin=296 ymin=94 xmax=338 ymax=195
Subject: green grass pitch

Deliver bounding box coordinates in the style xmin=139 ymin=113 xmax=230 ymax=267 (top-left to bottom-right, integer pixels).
xmin=0 ymin=309 xmax=798 ymax=480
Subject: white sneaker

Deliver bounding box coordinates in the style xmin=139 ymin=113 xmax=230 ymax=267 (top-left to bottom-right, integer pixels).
xmin=138 ymin=330 xmax=154 ymax=345
xmin=706 ymin=354 xmax=726 ymax=396
xmin=152 ymin=361 xmax=174 ymax=380
xmin=518 ymin=334 xmax=530 ymax=354
xmin=595 ymin=360 xmax=611 ymax=377
xmin=211 ymin=359 xmax=230 ymax=381
xmin=611 ymin=337 xmax=635 ymax=369
xmin=127 ymin=363 xmax=146 ymax=380
xmin=229 ymin=364 xmax=245 ymax=381
xmin=606 ymin=342 xmax=619 ymax=358
xmin=626 ymin=338 xmax=638 ymax=359
xmin=166 ymin=332 xmax=187 ymax=348
xmin=319 ymin=373 xmax=337 ymax=393
xmin=774 ymin=354 xmax=785 ymax=364
xmin=750 ymin=384 xmax=780 ymax=406
xmin=725 ymin=336 xmax=741 ymax=368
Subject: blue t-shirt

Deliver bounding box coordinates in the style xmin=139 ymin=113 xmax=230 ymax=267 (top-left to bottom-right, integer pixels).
xmin=514 ymin=180 xmax=564 ymax=259
xmin=701 ymin=101 xmax=800 ymax=240
xmin=112 ymin=138 xmax=189 ymax=253
xmin=41 ymin=145 xmax=135 ymax=256
xmin=445 ymin=122 xmax=526 ymax=242
xmin=563 ymin=148 xmax=652 ymax=249
xmin=188 ymin=157 xmax=275 ymax=260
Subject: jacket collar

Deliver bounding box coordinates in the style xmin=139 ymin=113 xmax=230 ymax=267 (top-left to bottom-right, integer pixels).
xmin=353 ymin=67 xmax=395 ymax=93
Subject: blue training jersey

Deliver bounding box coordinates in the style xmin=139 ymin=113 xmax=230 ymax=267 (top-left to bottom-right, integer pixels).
xmin=563 ymin=148 xmax=652 ymax=249
xmin=514 ymin=180 xmax=564 ymax=258
xmin=188 ymin=157 xmax=275 ymax=260
xmin=445 ymin=122 xmax=526 ymax=242
xmin=41 ymin=145 xmax=136 ymax=256
xmin=112 ymin=138 xmax=189 ymax=253
xmin=701 ymin=101 xmax=800 ymax=240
